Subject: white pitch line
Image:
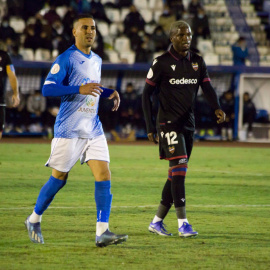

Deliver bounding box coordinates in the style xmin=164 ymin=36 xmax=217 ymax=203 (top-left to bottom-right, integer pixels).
xmin=0 ymin=204 xmax=270 ymax=211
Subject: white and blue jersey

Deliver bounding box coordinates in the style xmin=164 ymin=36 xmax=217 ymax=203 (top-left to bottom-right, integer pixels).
xmin=44 ymin=45 xmax=103 ymax=139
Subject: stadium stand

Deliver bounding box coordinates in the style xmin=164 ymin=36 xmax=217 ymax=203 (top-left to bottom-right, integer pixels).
xmin=1 ymin=0 xmax=270 ymax=141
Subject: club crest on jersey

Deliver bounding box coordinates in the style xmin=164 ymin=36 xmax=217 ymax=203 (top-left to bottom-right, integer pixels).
xmin=169 ymin=146 xmax=175 ymax=154
xmin=171 ymin=65 xmax=176 ymax=71
xmin=192 ymin=62 xmax=198 ymax=71
xmin=51 ymin=63 xmax=60 ymax=74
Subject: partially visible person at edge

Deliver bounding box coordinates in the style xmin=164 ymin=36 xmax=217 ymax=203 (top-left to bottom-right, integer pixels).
xmin=142 ymin=20 xmax=226 ymax=238
xmin=24 ymin=14 xmax=128 ymax=247
xmin=0 ymin=41 xmax=20 ymax=139
xmin=232 ymin=37 xmax=248 ymax=66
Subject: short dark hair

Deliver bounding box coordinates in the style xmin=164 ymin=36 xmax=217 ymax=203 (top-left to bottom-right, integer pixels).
xmin=169 ymin=21 xmax=191 ymax=38
xmin=73 ymin=14 xmax=94 ymax=26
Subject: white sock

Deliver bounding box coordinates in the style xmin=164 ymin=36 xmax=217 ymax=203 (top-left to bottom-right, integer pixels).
xmin=29 ymin=211 xmax=42 ymax=223
xmin=152 ymin=215 xmax=163 ymax=223
xmin=96 ymin=222 xmax=109 ymax=236
xmin=178 ymin=218 xmax=188 ymax=228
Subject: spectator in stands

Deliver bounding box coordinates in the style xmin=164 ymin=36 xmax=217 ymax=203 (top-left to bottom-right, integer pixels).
xmin=232 ymin=37 xmax=249 ymax=66
xmin=22 ymin=0 xmax=45 ymax=21
xmin=195 ymin=93 xmax=216 ymax=138
xmin=166 ymin=0 xmax=185 ymax=20
xmin=123 ymin=4 xmax=145 ymax=36
xmin=126 ymin=26 xmax=143 ymax=52
xmin=24 ymin=14 xmax=53 ymax=52
xmin=158 ymin=4 xmax=176 ymax=34
xmin=5 ymin=91 xmax=27 ymax=133
xmin=243 ymin=92 xmax=256 ymax=138
xmin=188 ymin=0 xmax=203 ymax=16
xmin=152 ymin=25 xmax=170 ymax=52
xmin=192 ymin=8 xmax=210 ymax=39
xmin=135 ymin=34 xmax=154 ymax=63
xmin=219 ymin=90 xmax=235 ymax=141
xmin=0 ymin=16 xmax=17 ymax=43
xmin=10 ymin=44 xmax=23 ymax=61
xmin=90 ymin=0 xmax=111 ymax=25
xmin=70 ymin=0 xmax=91 ymax=14
xmin=26 ymin=90 xmax=46 ymax=132
xmin=43 ymin=5 xmax=61 ymax=25
xmin=120 ymin=82 xmax=141 ymax=140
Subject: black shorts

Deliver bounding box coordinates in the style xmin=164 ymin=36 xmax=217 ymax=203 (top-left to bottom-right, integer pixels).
xmin=158 ymin=125 xmax=194 ymax=164
xmin=0 ymin=105 xmax=5 ymax=132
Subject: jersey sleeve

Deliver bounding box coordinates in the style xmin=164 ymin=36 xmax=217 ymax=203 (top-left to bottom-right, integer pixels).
xmin=145 ymin=58 xmax=163 ymax=87
xmin=199 ymin=58 xmax=211 ymax=85
xmin=44 ymin=53 xmax=70 ymax=86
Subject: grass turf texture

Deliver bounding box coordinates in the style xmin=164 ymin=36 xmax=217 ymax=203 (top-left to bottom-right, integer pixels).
xmin=0 ymin=143 xmax=269 ymax=270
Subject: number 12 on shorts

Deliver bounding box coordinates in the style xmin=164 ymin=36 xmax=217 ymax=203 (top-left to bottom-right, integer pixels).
xmin=164 ymin=131 xmax=178 ymax=145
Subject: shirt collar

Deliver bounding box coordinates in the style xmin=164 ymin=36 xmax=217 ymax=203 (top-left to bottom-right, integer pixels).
xmin=169 ymin=45 xmax=190 ymax=61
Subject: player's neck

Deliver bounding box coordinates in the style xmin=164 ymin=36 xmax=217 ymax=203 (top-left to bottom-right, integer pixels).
xmin=172 ymin=45 xmax=188 ymax=57
xmin=75 ymin=43 xmax=91 ymax=55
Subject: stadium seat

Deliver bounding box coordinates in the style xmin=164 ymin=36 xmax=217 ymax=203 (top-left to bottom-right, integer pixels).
xmin=56 ymin=6 xmax=68 ymax=18
xmin=105 ymin=8 xmax=120 ymax=23
xmin=52 ymin=49 xmax=59 ymax=59
xmin=214 ymin=46 xmax=232 ymax=55
xmin=203 ymin=53 xmax=219 ymax=65
xmin=19 ymin=48 xmax=34 ymax=61
xmin=133 ymin=0 xmax=148 ymax=9
xmin=257 ymin=46 xmax=269 ymax=55
xmin=35 ymin=49 xmax=51 ymax=61
xmin=119 ymin=51 xmax=135 ymax=64
xmin=120 ymin=8 xmax=130 ymax=22
xmin=153 ymin=51 xmax=165 ymax=59
xmin=140 ymin=9 xmax=153 ymax=23
xmin=153 ymin=10 xmax=163 ymax=23
xmin=10 ymin=17 xmax=25 ymax=34
xmin=197 ymin=40 xmax=214 ymax=55
xmin=109 ymin=23 xmax=120 ymax=36
xmin=114 ymin=37 xmax=131 ymax=53
xmin=149 ymin=0 xmax=163 ymax=10
xmin=97 ymin=22 xmax=109 ymax=37
xmin=105 ymin=50 xmax=120 ymax=64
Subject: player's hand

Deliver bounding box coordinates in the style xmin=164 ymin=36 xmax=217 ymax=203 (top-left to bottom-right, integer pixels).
xmin=79 ymin=83 xmax=103 ymax=97
xmin=12 ymin=94 xmax=20 ymax=107
xmin=147 ymin=133 xmax=159 ymax=144
xmin=215 ymin=109 xmax=226 ymax=124
xmin=108 ymin=90 xmax=120 ymax=111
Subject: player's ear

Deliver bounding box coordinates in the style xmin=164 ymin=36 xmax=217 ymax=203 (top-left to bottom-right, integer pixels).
xmin=72 ymin=28 xmax=76 ymax=38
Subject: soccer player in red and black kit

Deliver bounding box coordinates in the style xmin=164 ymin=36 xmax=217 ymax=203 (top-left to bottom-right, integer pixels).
xmin=142 ymin=21 xmax=226 ymax=237
xmin=0 ymin=47 xmax=20 ymax=139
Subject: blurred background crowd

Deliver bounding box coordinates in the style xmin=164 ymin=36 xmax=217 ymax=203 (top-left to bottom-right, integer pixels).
xmin=1 ymin=0 xmax=270 ymax=141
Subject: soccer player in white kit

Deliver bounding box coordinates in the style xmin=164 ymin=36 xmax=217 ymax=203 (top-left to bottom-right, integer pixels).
xmin=25 ymin=14 xmax=128 ymax=247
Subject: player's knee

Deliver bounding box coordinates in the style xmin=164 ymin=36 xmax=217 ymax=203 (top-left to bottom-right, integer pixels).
xmin=52 ymin=169 xmax=69 ymax=181
xmin=95 ymin=168 xmax=111 ymax=181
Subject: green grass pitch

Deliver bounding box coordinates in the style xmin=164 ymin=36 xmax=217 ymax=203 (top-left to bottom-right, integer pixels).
xmin=0 ymin=142 xmax=269 ymax=270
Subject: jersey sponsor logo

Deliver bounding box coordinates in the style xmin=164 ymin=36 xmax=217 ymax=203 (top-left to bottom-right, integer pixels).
xmin=153 ymin=59 xmax=158 ymax=65
xmin=51 ymin=63 xmax=60 ymax=74
xmin=169 ymin=78 xmax=198 ymax=85
xmin=192 ymin=62 xmax=199 ymax=71
xmin=171 ymin=65 xmax=176 ymax=71
xmin=169 ymin=146 xmax=175 ymax=154
xmin=147 ymin=68 xmax=153 ymax=79
xmin=178 ymin=158 xmax=187 ymax=164
xmin=77 ymin=107 xmax=97 ymax=113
